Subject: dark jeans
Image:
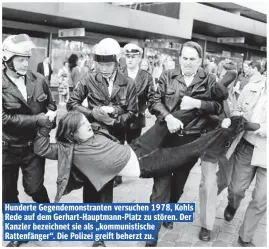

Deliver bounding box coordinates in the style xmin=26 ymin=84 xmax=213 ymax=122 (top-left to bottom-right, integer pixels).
xmin=125 ymin=127 xmax=142 ymax=144
xmin=130 ymin=112 xmax=241 ymax=180
xmin=83 ymin=178 xmax=114 ymax=203
xmin=2 ymin=145 xmax=50 ymax=204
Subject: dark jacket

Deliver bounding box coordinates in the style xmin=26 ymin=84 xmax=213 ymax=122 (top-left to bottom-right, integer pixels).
xmin=2 ymin=70 xmax=57 ymax=146
xmin=34 ymin=125 xmax=119 ymax=203
xmin=37 ymin=62 xmax=53 ymax=82
xmin=67 ymin=70 xmax=138 ymax=129
xmin=122 ymin=68 xmax=153 ymax=129
xmin=148 ymin=67 xmax=223 ymax=131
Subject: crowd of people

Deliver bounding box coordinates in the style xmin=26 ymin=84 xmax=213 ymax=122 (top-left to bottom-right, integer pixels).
xmin=2 ymin=33 xmax=267 ymax=248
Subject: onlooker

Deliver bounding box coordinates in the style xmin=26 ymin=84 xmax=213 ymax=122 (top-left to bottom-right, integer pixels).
xmin=68 ymin=54 xmax=81 ymax=88
xmin=58 ymin=61 xmax=69 ymax=79
xmin=37 ymin=56 xmax=53 ymax=85
xmin=223 ymin=64 xmax=266 ymax=247
xmin=58 ymin=75 xmax=70 ymax=106
xmin=235 ymin=60 xmax=251 ymax=96
xmin=141 ymin=58 xmax=152 ymax=73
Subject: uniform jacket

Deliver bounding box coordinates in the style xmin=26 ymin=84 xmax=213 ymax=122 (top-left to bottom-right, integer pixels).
xmin=2 ymin=69 xmax=57 ymax=146
xmin=232 ymin=75 xmax=267 ymax=168
xmin=122 ymin=68 xmax=153 ymax=128
xmin=67 ymin=70 xmax=138 ymax=129
xmin=148 ymin=67 xmax=223 ymax=131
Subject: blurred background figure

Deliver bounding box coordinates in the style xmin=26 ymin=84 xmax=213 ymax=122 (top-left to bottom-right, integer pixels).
xmin=37 ymin=56 xmax=53 ymax=85
xmin=57 ymin=61 xmax=70 ymax=106
xmin=140 ymin=58 xmax=152 ymax=73
xmin=57 ymin=61 xmax=69 ymax=79
xmin=235 ymin=60 xmax=251 ymax=97
xmin=68 ymin=53 xmax=81 ymax=88
xmin=58 ymin=74 xmax=70 ymax=106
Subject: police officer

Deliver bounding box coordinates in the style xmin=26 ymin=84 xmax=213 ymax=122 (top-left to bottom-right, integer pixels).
xmin=67 ymin=38 xmax=138 ymax=247
xmin=2 ymin=34 xmax=57 ymax=247
xmin=112 ymin=44 xmax=153 ymax=187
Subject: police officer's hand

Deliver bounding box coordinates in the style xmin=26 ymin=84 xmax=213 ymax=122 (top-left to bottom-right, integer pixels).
xmin=221 ymin=118 xmax=231 ymax=128
xmin=180 ymin=96 xmax=201 ymax=110
xmin=165 ymin=114 xmax=184 ymax=133
xmin=45 ymin=110 xmax=57 ymax=122
xmin=100 ymin=106 xmax=115 ymax=114
xmin=36 ymin=113 xmax=52 ymax=128
xmin=92 ymin=107 xmax=115 ymax=126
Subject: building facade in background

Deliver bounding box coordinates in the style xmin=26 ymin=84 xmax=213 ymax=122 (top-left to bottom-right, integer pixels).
xmin=2 ymin=2 xmax=267 ymax=86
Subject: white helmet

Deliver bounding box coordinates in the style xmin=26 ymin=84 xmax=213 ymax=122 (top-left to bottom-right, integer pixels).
xmin=3 ymin=34 xmax=35 ymax=62
xmin=94 ymin=38 xmax=121 ymax=63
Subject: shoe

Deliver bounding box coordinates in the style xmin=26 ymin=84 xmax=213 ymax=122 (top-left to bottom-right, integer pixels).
xmin=145 ymin=241 xmax=157 ymax=247
xmin=224 ymin=205 xmax=237 ymax=222
xmin=199 ymin=227 xmax=211 ymax=241
xmin=162 ymin=222 xmax=174 ymax=230
xmin=113 ymin=176 xmax=122 ymax=188
xmin=93 ymin=241 xmax=106 ymax=247
xmin=6 ymin=241 xmax=28 ymax=247
xmin=238 ymin=237 xmax=255 ymax=247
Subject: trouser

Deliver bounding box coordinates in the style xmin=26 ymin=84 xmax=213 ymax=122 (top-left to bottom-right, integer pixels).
xmin=199 ymin=155 xmax=235 ymax=230
xmin=227 ymin=139 xmax=267 ymax=242
xmin=83 ymin=178 xmax=114 ymax=203
xmin=132 ymin=119 xmax=237 ymax=179
xmin=2 ymin=145 xmax=50 ymax=205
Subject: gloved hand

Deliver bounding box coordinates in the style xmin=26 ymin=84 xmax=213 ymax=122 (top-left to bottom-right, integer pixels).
xmin=92 ymin=106 xmax=116 ymax=126
xmin=36 ymin=113 xmax=53 ymax=128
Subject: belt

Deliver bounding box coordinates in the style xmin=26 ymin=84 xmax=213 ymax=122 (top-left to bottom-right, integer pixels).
xmin=2 ymin=141 xmax=33 ymax=147
xmin=176 ymin=128 xmax=207 ymax=136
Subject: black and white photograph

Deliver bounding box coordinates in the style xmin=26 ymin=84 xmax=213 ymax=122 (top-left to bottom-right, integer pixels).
xmin=2 ymin=1 xmax=267 ymax=247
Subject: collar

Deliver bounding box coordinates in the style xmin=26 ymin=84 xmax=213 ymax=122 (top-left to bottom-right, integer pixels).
xmin=171 ymin=67 xmax=207 ymax=79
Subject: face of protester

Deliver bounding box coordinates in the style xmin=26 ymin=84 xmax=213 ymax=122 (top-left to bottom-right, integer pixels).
xmin=96 ymin=62 xmax=116 ymax=78
xmin=75 ymin=115 xmax=94 ymax=142
xmin=180 ymin=46 xmax=202 ymax=76
xmin=125 ymin=54 xmax=141 ymax=69
xmin=12 ymin=56 xmax=30 ymax=76
xmin=64 ymin=62 xmax=69 ymax=69
xmin=243 ymin=63 xmax=250 ymax=76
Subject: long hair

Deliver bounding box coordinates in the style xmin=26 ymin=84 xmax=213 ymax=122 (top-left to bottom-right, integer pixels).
xmin=55 ymin=111 xmax=84 ymax=144
xmin=68 ymin=54 xmax=79 ymax=72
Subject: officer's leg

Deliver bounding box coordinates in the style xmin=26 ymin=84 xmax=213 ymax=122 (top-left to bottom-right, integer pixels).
xmin=146 ymin=175 xmax=171 ymax=247
xmin=2 ymin=164 xmax=20 ymax=204
xmin=99 ymin=178 xmax=114 ymax=203
xmin=21 ymin=148 xmax=50 ymax=203
xmin=83 ymin=179 xmax=101 ymax=203
xmin=2 ymin=146 xmax=21 ymax=205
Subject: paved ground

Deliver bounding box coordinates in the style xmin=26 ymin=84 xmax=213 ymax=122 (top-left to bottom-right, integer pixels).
xmin=3 ymin=105 xmax=267 ymax=247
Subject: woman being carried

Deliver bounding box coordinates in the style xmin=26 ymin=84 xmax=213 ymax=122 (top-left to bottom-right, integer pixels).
xmin=35 ymin=109 xmax=258 ymax=203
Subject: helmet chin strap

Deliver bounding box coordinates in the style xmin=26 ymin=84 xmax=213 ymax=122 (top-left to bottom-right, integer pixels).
xmin=4 ymin=59 xmax=26 ymax=77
